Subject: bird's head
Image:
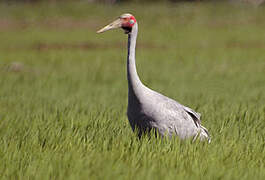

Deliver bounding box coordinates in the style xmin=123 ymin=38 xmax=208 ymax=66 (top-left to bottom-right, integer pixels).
xmin=97 ymin=13 xmax=137 ymax=34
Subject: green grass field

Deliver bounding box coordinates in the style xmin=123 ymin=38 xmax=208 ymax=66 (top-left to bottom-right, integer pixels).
xmin=0 ymin=1 xmax=264 ymax=179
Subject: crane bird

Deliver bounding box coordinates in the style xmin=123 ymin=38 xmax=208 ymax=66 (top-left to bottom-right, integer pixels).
xmin=97 ymin=13 xmax=211 ymax=143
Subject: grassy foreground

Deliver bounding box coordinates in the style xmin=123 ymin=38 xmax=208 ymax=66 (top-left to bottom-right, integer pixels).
xmin=0 ymin=2 xmax=265 ymax=180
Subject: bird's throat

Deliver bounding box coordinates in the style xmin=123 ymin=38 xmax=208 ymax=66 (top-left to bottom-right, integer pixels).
xmin=122 ymin=26 xmax=132 ymax=34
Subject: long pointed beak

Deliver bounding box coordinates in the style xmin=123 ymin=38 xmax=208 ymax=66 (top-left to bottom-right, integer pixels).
xmin=97 ymin=19 xmax=122 ymax=33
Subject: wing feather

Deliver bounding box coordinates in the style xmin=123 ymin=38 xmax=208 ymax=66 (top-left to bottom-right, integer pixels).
xmin=183 ymin=106 xmax=201 ymax=126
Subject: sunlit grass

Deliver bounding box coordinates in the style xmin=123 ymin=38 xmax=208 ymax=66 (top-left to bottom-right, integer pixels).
xmin=0 ymin=1 xmax=264 ymax=180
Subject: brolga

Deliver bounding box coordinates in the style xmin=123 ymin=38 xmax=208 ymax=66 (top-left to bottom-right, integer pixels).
xmin=97 ymin=14 xmax=211 ymax=143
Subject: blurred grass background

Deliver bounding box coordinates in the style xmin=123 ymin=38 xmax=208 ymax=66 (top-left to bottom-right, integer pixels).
xmin=0 ymin=1 xmax=265 ymax=180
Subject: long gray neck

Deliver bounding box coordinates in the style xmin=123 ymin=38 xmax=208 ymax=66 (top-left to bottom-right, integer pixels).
xmin=127 ymin=23 xmax=144 ymax=101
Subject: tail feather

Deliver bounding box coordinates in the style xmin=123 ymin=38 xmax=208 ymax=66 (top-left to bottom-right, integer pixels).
xmin=199 ymin=125 xmax=211 ymax=143
xmin=192 ymin=125 xmax=211 ymax=143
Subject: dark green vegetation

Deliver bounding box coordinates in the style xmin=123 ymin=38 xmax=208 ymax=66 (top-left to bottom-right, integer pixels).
xmin=0 ymin=2 xmax=265 ymax=179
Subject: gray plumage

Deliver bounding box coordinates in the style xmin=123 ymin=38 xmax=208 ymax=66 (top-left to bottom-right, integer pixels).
xmin=97 ymin=14 xmax=211 ymax=142
xmin=126 ymin=21 xmax=210 ymax=142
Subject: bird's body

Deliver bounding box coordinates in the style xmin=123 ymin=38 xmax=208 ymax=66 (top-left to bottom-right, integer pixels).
xmin=98 ymin=14 xmax=211 ymax=142
xmin=128 ymin=83 xmax=205 ymax=139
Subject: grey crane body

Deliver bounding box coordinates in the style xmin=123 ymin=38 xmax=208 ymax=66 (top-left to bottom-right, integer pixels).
xmin=128 ymin=83 xmax=201 ymax=139
xmin=127 ymin=22 xmax=210 ymax=141
xmin=97 ymin=14 xmax=211 ymax=142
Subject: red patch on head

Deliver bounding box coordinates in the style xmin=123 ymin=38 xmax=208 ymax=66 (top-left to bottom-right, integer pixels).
xmin=122 ymin=15 xmax=136 ymax=28
xmin=129 ymin=16 xmax=136 ymax=27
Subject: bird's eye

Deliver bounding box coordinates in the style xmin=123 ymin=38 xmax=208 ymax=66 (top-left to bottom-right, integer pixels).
xmin=129 ymin=19 xmax=134 ymax=24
